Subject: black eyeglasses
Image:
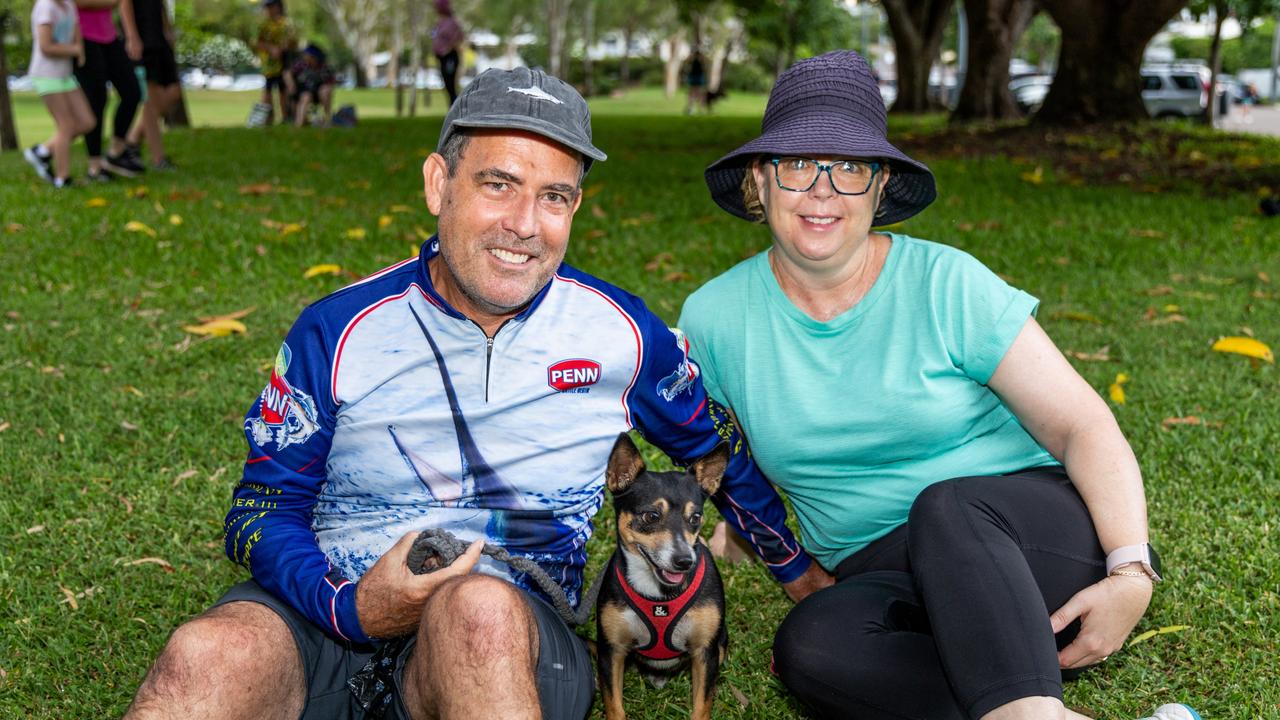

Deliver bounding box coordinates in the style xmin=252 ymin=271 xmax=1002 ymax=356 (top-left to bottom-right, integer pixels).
xmin=770 ymin=157 xmax=882 ymax=195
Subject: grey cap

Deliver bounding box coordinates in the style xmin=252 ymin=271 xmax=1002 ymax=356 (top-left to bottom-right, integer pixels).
xmin=437 ymin=67 xmax=607 ymax=171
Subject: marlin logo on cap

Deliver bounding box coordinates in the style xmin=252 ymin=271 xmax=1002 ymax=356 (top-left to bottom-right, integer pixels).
xmin=507 ymin=85 xmax=564 ymax=104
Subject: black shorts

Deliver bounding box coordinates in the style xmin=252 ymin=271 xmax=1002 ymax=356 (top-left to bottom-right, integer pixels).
xmin=213 ymin=579 xmax=594 ymax=720
xmin=141 ymin=43 xmax=179 ymax=87
xmin=265 ymin=74 xmax=287 ymax=91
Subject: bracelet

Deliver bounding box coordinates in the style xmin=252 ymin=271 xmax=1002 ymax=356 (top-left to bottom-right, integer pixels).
xmin=1109 ymin=569 xmax=1151 ymax=580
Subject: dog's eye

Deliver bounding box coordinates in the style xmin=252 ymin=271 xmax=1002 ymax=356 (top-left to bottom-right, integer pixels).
xmin=689 ymin=512 xmax=703 ymax=526
xmin=639 ymin=510 xmax=660 ymax=525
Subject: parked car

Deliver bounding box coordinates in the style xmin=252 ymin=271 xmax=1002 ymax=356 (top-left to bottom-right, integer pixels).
xmin=1141 ymin=63 xmax=1212 ymax=119
xmin=1010 ymin=74 xmax=1053 ymax=114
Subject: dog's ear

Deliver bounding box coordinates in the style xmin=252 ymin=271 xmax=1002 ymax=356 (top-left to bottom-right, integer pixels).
xmin=606 ymin=432 xmax=646 ymax=494
xmin=691 ymin=442 xmax=729 ymax=496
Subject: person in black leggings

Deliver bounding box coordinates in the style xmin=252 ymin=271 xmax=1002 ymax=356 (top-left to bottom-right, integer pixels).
xmin=73 ymin=0 xmax=144 ymax=179
xmin=773 ymin=468 xmax=1106 ymax=719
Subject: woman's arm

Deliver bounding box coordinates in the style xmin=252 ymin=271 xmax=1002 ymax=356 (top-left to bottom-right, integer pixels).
xmin=988 ymin=316 xmax=1153 ymax=667
xmin=36 ymin=23 xmax=81 ymax=59
xmin=118 ymin=0 xmax=141 ymax=60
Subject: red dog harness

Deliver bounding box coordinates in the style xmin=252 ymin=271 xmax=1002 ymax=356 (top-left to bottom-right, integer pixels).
xmin=615 ymin=548 xmax=708 ymax=660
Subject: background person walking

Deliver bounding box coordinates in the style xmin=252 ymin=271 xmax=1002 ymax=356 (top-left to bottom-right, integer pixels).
xmin=123 ymin=0 xmax=179 ymax=169
xmin=72 ymin=0 xmax=144 ymax=181
xmin=24 ymin=0 xmax=95 ymax=188
xmin=431 ymin=0 xmax=464 ymax=105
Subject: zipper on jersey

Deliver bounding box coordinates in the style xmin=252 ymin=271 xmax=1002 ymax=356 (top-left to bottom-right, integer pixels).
xmin=484 ymin=336 xmax=494 ymax=402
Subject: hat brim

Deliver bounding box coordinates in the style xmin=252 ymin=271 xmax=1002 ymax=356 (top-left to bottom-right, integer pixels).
xmin=705 ymin=114 xmax=935 ymax=226
xmin=446 ymin=114 xmax=607 ymax=163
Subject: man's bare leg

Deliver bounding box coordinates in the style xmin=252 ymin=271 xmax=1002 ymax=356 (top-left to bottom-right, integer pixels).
xmin=401 ymin=575 xmax=540 ymax=720
xmin=123 ymin=601 xmax=306 ymax=720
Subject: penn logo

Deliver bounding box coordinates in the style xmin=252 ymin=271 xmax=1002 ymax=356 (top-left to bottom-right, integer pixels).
xmin=548 ymin=359 xmax=602 ymax=393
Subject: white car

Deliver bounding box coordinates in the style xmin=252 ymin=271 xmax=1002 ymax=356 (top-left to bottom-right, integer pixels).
xmin=1141 ymin=64 xmax=1211 ymax=119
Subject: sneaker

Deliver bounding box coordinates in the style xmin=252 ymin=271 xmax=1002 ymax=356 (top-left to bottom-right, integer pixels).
xmin=24 ymin=145 xmax=52 ymax=181
xmin=103 ymin=152 xmax=145 ymax=177
xmin=152 ymin=157 xmax=178 ymax=171
xmin=124 ymin=143 xmax=143 ymax=164
xmin=1140 ymin=704 xmax=1202 ymax=720
xmin=85 ymin=170 xmax=113 ymax=183
xmin=52 ymin=177 xmax=75 ymax=189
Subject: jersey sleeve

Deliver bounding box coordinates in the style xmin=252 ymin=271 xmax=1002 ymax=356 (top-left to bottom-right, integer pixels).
xmin=626 ymin=309 xmax=810 ymax=584
xmin=224 ymin=306 xmax=368 ymax=644
xmin=934 ymin=249 xmax=1039 ymax=384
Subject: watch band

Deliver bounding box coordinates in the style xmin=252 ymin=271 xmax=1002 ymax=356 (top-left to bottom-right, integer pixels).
xmin=1105 ymin=543 xmax=1151 ymax=575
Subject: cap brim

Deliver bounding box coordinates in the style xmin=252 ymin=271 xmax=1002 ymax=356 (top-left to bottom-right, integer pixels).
xmin=448 ymin=115 xmax=607 ymax=162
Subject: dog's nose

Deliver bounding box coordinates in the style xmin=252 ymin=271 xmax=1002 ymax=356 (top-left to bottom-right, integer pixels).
xmin=672 ymin=554 xmax=694 ymax=572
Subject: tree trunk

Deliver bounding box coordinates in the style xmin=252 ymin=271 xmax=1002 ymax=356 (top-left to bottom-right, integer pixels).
xmin=1036 ymin=0 xmax=1187 ymax=125
xmin=0 ymin=11 xmax=20 ymax=152
xmin=547 ymin=0 xmax=569 ymax=78
xmin=1205 ymin=1 xmax=1227 ymax=126
xmin=407 ymin=0 xmax=423 ymax=116
xmin=883 ymin=0 xmax=955 ymax=113
xmin=620 ymin=25 xmax=633 ymax=86
xmin=583 ymin=0 xmax=596 ymax=96
xmin=391 ymin=0 xmax=404 ymax=116
xmin=662 ymin=29 xmax=686 ymax=99
xmin=952 ymin=0 xmax=1037 ymax=122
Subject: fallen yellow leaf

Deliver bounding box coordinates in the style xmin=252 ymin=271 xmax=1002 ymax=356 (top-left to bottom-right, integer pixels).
xmin=126 ymin=185 xmax=149 ymax=199
xmin=197 ymin=307 xmax=256 ymax=323
xmin=1211 ymin=336 xmax=1274 ymax=363
xmin=1127 ymin=624 xmax=1191 ymax=648
xmin=1109 ymin=373 xmax=1129 ymax=404
xmin=414 ymin=226 xmax=432 ymax=241
xmin=304 ymin=264 xmax=342 ymax=279
xmin=389 ymin=204 xmax=414 ymax=213
xmin=279 ymin=222 xmax=305 ymax=236
xmin=85 ymin=197 xmax=109 ymax=208
xmin=124 ymin=220 xmax=157 ymax=238
xmin=183 ymin=318 xmax=247 ymax=337
xmin=344 ymin=227 xmax=367 ymax=240
xmin=378 ymin=215 xmax=394 ymax=229
xmin=1051 ymin=311 xmax=1103 ymax=325
xmin=168 ymin=214 xmax=183 ymax=226
xmin=1020 ymin=166 xmax=1044 ymax=185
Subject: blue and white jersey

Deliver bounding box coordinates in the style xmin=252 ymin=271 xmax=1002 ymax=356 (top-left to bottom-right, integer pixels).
xmin=226 ymin=238 xmax=807 ymax=644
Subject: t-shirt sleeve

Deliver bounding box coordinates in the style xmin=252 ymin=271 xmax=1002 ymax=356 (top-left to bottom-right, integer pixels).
xmin=32 ymin=0 xmax=57 ymax=27
xmin=225 ymin=306 xmax=368 ymax=643
xmin=934 ymin=248 xmax=1039 ymax=384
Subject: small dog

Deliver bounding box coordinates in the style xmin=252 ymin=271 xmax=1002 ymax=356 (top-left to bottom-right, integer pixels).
xmin=596 ymin=433 xmax=729 ymax=720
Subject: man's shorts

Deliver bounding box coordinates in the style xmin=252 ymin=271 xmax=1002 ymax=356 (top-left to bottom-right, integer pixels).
xmin=140 ymin=43 xmax=180 ymax=87
xmin=265 ymin=74 xmax=286 ymax=91
xmin=213 ymin=579 xmax=594 ymax=720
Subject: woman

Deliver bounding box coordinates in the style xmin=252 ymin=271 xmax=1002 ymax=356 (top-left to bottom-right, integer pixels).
xmin=678 ymin=51 xmax=1197 ymax=720
xmin=23 ymin=0 xmax=95 ymax=188
xmin=73 ymin=0 xmax=144 ymax=180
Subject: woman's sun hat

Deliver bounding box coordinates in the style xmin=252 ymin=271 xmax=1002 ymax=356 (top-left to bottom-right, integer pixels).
xmin=705 ymin=50 xmax=936 ymax=226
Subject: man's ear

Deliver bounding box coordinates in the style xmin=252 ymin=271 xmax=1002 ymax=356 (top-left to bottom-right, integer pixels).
xmin=423 ymin=153 xmax=449 ymax=216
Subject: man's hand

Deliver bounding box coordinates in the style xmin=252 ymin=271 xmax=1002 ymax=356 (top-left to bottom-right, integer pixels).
xmin=1050 ymin=573 xmax=1153 ymax=669
xmin=781 ymin=559 xmax=835 ymax=603
xmin=355 ymin=532 xmax=484 ymax=640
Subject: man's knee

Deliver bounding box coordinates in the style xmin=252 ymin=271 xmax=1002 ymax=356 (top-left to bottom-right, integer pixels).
xmin=421 ymin=575 xmax=537 ymax=663
xmin=140 ymin=601 xmax=301 ymax=700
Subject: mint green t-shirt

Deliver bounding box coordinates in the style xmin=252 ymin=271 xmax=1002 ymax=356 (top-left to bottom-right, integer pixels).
xmin=677 ymin=233 xmax=1058 ymax=571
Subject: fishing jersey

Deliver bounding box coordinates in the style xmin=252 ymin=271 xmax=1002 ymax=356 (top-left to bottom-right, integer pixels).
xmin=225 ymin=238 xmax=809 ymax=644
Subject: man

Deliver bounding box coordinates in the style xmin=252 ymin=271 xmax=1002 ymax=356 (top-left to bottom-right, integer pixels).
xmin=124 ymin=67 xmax=826 ymax=720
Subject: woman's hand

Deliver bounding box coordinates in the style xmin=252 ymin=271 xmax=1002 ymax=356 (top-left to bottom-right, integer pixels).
xmin=124 ymin=33 xmax=142 ymax=61
xmin=781 ymin=560 xmax=835 ymax=603
xmin=1049 ymin=573 xmax=1153 ymax=669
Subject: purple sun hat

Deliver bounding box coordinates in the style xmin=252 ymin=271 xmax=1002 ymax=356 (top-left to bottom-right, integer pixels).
xmin=705 ymin=50 xmax=936 ymax=226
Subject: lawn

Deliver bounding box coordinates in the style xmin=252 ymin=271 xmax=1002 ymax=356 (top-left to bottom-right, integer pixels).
xmin=1 ymin=92 xmax=1278 ymax=719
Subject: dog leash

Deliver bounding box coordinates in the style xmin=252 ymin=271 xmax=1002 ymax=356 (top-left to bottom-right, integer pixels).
xmin=406 ymin=528 xmax=605 ymax=627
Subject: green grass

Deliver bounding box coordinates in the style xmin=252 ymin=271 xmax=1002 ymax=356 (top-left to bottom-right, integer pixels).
xmin=7 ymin=86 xmax=769 ymax=147
xmin=1 ymin=103 xmax=1279 ymax=719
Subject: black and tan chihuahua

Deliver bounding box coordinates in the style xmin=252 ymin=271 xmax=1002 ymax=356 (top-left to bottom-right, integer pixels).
xmin=596 ymin=433 xmax=729 ymax=720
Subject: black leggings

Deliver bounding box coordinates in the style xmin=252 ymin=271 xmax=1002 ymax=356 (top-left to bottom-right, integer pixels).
xmin=72 ymin=37 xmax=141 ymax=158
xmin=438 ymin=49 xmax=459 ymax=105
xmin=772 ymin=467 xmax=1106 ymax=720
